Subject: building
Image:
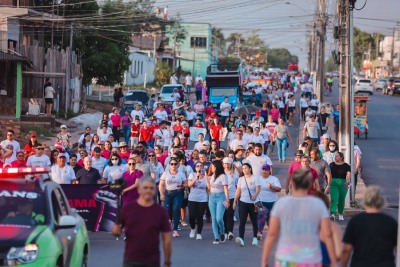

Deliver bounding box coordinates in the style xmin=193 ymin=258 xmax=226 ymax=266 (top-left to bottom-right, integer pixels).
xmin=164 ymin=22 xmax=219 ymax=79
xmin=379 ymin=29 xmax=400 ymax=75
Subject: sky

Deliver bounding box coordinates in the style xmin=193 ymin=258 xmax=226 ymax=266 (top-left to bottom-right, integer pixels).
xmin=154 ymin=0 xmax=400 ymax=69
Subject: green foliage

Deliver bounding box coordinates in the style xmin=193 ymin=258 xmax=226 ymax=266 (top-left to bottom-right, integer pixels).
xmin=325 ymin=56 xmax=337 ymax=72
xmin=166 ymin=14 xmax=188 ymax=45
xmin=217 ymin=56 xmax=241 ymax=71
xmin=353 ymin=27 xmax=385 ymax=69
xmin=212 ymin=27 xmax=226 ymax=54
xmin=267 ymin=48 xmax=298 ymax=69
xmin=154 ymin=61 xmax=172 ymax=87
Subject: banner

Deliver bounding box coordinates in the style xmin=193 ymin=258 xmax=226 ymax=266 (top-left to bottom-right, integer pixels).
xmin=61 ymin=184 xmax=117 ymax=232
xmin=189 ymin=127 xmax=207 ymax=141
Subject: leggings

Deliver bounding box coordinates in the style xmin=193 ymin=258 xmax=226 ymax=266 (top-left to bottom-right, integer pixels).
xmin=112 ymin=126 xmax=120 ymax=141
xmin=188 ymin=201 xmax=208 ymax=234
xmin=238 ymin=201 xmax=258 ymax=240
xmin=223 ymin=198 xmax=235 ymax=234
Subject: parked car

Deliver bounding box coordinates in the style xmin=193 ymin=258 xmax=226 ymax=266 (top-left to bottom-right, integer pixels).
xmin=159 ymin=84 xmax=186 ymax=104
xmin=373 ymin=78 xmax=387 ymax=91
xmin=384 ymin=77 xmax=400 ymax=96
xmin=354 ymin=78 xmax=373 ymax=95
xmin=120 ymin=90 xmax=149 ymax=116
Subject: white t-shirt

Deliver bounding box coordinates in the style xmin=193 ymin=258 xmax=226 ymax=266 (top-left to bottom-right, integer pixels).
xmin=186 ymin=111 xmax=196 ymax=121
xmin=304 ymin=110 xmax=316 ymax=122
xmin=27 ymin=154 xmax=51 ymax=168
xmin=251 ymin=134 xmax=265 ymax=144
xmin=260 ymin=128 xmax=271 ymax=141
xmin=51 ymin=165 xmax=76 ymax=184
xmin=103 ymin=164 xmax=128 ymax=183
xmin=237 ymin=175 xmax=260 ymax=203
xmin=188 ymin=173 xmax=208 ymax=202
xmin=209 ymin=174 xmax=228 ymax=194
xmin=271 ymin=196 xmax=329 ymax=264
xmin=150 ymin=162 xmax=164 ymax=183
xmin=230 ymin=139 xmax=247 ymax=151
xmin=154 ymin=110 xmax=168 ymax=121
xmin=225 ymin=171 xmax=239 ymax=200
xmin=304 ymin=121 xmax=320 ymax=138
xmin=131 ymin=110 xmax=144 ymax=122
xmin=91 ymin=156 xmax=107 ymax=174
xmin=299 ymin=98 xmax=309 ymax=108
xmin=160 ymin=170 xmax=186 ymax=191
xmin=185 ymin=76 xmax=193 ymax=86
xmin=220 ymin=102 xmax=232 ymax=116
xmin=310 ymin=99 xmax=319 ymax=107
xmin=154 ymin=128 xmax=170 ymax=146
xmin=44 ymin=86 xmax=55 ymax=98
xmin=258 ymin=175 xmax=281 ymax=202
xmin=0 ymin=140 xmax=21 ymax=158
xmin=194 ymin=141 xmax=204 ymax=151
xmin=243 ymin=133 xmax=254 ymax=144
xmin=227 ymin=132 xmax=236 ymax=147
xmin=194 ymin=104 xmax=205 ymax=114
xmin=243 ymin=154 xmax=273 ymax=177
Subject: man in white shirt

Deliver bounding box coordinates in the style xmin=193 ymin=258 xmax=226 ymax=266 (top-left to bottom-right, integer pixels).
xmin=185 ymin=73 xmax=193 ymax=92
xmin=243 ymin=143 xmax=273 ymax=177
xmin=305 ymin=81 xmax=313 ymax=100
xmin=91 ymin=147 xmax=107 ymax=176
xmin=26 ymin=145 xmax=51 ymax=168
xmin=78 ymin=126 xmax=94 ymax=143
xmin=229 ymin=130 xmax=247 ymax=151
xmin=195 ymin=74 xmax=203 ymax=84
xmin=153 ymin=122 xmax=170 ymax=147
xmin=1 ymin=129 xmax=21 ymax=158
xmin=219 ymin=97 xmax=231 ymax=127
xmin=97 ymin=124 xmax=113 ymax=142
xmin=154 ymin=106 xmax=168 ymax=121
xmin=194 ymin=133 xmax=205 ymax=151
xmin=243 ymin=127 xmax=254 ymax=144
xmin=130 ymin=104 xmax=145 ymax=123
xmin=252 ymin=127 xmax=265 ymax=144
xmin=170 ymin=73 xmax=178 ymax=84
xmin=50 ymin=153 xmax=76 ymax=184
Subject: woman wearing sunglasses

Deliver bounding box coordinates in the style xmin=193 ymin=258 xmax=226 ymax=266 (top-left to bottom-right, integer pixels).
xmin=187 ymin=162 xmax=208 ymax=240
xmin=222 ymin=157 xmax=239 ymax=241
xmin=121 ymin=158 xmax=143 ymax=205
xmin=206 ymin=160 xmax=229 ymax=244
xmin=159 ymin=158 xmax=187 ymax=238
xmin=147 ymin=151 xmax=164 ymax=203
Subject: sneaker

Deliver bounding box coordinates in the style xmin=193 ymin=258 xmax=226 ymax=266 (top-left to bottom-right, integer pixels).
xmin=235 ymin=237 xmax=244 ymax=247
xmin=228 ymin=232 xmax=234 ymax=240
xmin=338 ymin=214 xmax=344 ymax=221
xmin=213 ymin=239 xmax=220 ymax=245
xmin=252 ymin=237 xmax=258 ymax=246
xmin=181 ymin=221 xmax=188 ymax=227
xmin=233 ymin=215 xmax=237 ymax=222
xmin=220 ymin=234 xmax=227 ymax=243
xmin=196 ymin=234 xmax=202 ymax=240
xmin=189 ymin=229 xmax=196 ymax=239
xmin=257 ymin=232 xmax=263 ymax=240
xmin=172 ymin=231 xmax=179 ymax=238
xmin=330 ymin=214 xmax=336 ymax=221
xmin=177 ymin=226 xmax=181 ymax=231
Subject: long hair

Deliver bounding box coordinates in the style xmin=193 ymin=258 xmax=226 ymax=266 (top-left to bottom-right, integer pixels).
xmin=108 ymin=153 xmax=122 ymax=166
xmin=81 ymin=133 xmax=91 ymax=146
xmin=212 ymin=160 xmax=224 ymax=181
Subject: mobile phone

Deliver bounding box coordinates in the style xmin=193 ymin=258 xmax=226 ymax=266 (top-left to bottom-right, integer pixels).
xmin=201 ymin=169 xmax=206 ymax=176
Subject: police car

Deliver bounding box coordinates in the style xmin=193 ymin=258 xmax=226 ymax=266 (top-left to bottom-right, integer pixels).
xmin=0 ymin=167 xmax=89 ymax=267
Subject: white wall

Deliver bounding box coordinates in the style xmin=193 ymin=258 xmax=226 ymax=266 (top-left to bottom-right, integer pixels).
xmin=125 ymin=52 xmax=155 ymax=86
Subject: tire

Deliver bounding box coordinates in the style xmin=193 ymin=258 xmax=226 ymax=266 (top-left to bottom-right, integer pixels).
xmin=81 ymin=252 xmax=88 ymax=267
xmin=56 ymin=257 xmax=63 ymax=267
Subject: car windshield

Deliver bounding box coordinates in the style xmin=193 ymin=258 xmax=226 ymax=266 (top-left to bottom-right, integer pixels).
xmin=358 ymin=79 xmax=371 ymax=83
xmin=0 ymin=183 xmax=47 ymax=226
xmin=162 ymin=86 xmax=182 ymax=94
xmin=210 ymin=88 xmax=236 ymax=96
xmin=124 ymin=92 xmax=149 ymax=103
xmin=379 ymin=79 xmax=387 ymax=82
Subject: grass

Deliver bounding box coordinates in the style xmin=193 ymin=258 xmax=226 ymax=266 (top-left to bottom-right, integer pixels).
xmin=58 ymin=109 xmax=78 ymax=119
xmin=20 ymin=125 xmax=55 ymax=140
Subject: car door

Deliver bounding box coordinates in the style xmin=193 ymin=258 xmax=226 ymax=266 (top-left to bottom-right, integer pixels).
xmin=51 ymin=188 xmax=77 ymax=266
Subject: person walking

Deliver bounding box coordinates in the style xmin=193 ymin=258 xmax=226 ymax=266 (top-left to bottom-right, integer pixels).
xmin=233 ymin=163 xmax=260 ymax=247
xmin=159 ymin=158 xmax=187 ymax=238
xmin=44 ymin=80 xmax=56 ymax=116
xmin=112 ymin=178 xmax=172 ymax=267
xmin=121 ymin=157 xmax=144 ymax=205
xmin=261 ymin=168 xmax=337 ymax=267
xmin=303 ymin=114 xmax=321 ymax=144
xmin=257 ymin=164 xmax=281 ymax=240
xmin=310 ymin=148 xmax=332 ymax=194
xmin=121 ymin=110 xmax=132 ymax=145
xmin=341 ymin=186 xmax=398 ymax=267
xmin=205 ymin=160 xmax=229 ymax=244
xmin=274 ymin=119 xmax=293 ymax=163
xmin=323 ymin=140 xmax=338 ymax=165
xmin=187 ymin=161 xmax=208 ymax=240
xmin=222 ymin=157 xmax=239 ymax=240
xmin=329 ymin=152 xmax=350 ymax=221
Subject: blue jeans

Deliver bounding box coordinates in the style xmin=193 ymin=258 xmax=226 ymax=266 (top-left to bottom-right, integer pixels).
xmin=208 ymin=192 xmax=226 ymax=239
xmin=123 ymin=126 xmax=131 ymax=144
xmin=164 ymin=190 xmax=183 ymax=231
xmin=276 ymin=137 xmax=288 ymax=161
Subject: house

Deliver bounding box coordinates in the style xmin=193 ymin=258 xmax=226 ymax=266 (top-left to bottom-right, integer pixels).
xmin=379 ymin=31 xmax=400 ymax=75
xmin=164 ymin=22 xmax=219 ymax=79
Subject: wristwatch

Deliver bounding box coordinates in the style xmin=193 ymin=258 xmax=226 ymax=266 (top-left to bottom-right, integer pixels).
xmin=164 ymin=261 xmax=172 ymax=266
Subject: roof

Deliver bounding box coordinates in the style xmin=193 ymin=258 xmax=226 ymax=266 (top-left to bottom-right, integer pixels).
xmin=131 ymin=35 xmax=162 ymax=50
xmin=0 ymin=50 xmax=29 ymax=62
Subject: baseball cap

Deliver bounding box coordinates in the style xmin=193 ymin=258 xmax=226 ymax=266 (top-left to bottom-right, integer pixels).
xmin=322 ymin=133 xmax=331 ymax=139
xmin=60 ymin=125 xmax=67 ymax=129
xmin=203 ymin=141 xmax=210 ymax=146
xmin=98 ymin=141 xmax=105 ymax=145
xmin=262 ymin=164 xmax=271 ymax=171
xmin=222 ymin=157 xmax=233 ymax=164
xmin=30 ymin=133 xmax=37 ymax=138
xmin=57 ymin=153 xmax=66 ymax=158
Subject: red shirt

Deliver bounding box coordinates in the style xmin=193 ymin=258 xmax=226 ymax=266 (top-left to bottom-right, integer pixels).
xmin=182 ymin=127 xmax=190 ymax=138
xmin=131 ymin=123 xmax=140 ymax=138
xmin=11 ymin=160 xmax=26 ymax=167
xmin=148 ymin=125 xmax=158 ymax=140
xmin=204 ymin=106 xmax=216 ymax=116
xmin=307 ymin=168 xmax=319 ymax=195
xmin=194 ymin=122 xmax=204 ymax=128
xmin=120 ymin=152 xmax=131 ymax=162
xmin=172 ymin=124 xmax=183 ymax=134
xmin=101 ymin=150 xmax=111 ymax=160
xmin=288 ymin=161 xmax=302 ymax=175
xmin=210 ymin=124 xmax=222 ymax=140
xmin=140 ymin=127 xmax=151 ymax=142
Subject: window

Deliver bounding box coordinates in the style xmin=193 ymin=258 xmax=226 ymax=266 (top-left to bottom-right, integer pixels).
xmin=190 ymin=37 xmax=207 ymax=48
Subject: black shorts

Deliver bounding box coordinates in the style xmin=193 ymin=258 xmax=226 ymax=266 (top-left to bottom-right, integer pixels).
xmin=45 ymin=98 xmax=53 ymax=104
xmin=288 ymin=107 xmax=295 ymax=113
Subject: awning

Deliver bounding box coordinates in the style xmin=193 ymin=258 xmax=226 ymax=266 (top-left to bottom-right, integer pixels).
xmin=0 ymin=51 xmax=29 ymax=62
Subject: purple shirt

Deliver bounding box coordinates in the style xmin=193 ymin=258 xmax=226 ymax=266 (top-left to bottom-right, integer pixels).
xmin=122 ymin=169 xmax=143 ymax=204
xmin=122 ymin=115 xmax=131 ymax=127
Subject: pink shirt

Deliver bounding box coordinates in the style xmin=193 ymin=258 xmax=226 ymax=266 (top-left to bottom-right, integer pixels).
xmin=110 ymin=114 xmax=121 ymax=127
xmin=270 ymin=109 xmax=280 ymax=122
xmin=122 ymin=170 xmax=143 ymax=204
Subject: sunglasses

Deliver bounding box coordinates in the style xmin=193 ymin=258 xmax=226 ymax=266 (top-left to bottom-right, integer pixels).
xmin=111 ymin=158 xmax=118 ymax=160
xmin=142 ymin=186 xmax=155 ymax=190
xmin=170 ymin=163 xmax=178 ymax=166
xmin=137 ymin=146 xmax=144 ymax=148
xmin=128 ymin=163 xmax=136 ymax=166
xmin=36 ymin=148 xmax=44 ymax=150
xmin=7 ymin=134 xmax=13 ymax=136
xmin=148 ymin=155 xmax=155 ymax=157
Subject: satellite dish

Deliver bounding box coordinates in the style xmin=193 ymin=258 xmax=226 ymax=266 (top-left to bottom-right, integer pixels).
xmin=131 ymin=72 xmax=139 ymax=78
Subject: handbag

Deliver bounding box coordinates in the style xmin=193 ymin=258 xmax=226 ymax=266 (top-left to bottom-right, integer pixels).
xmin=243 ymin=177 xmax=265 ymax=212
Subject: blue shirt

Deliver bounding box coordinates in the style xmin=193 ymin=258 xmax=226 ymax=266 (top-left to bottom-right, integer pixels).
xmin=332 ymin=110 xmax=340 ymax=126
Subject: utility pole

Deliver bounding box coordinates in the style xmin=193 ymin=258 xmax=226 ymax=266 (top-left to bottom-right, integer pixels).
xmin=390 ymin=27 xmax=396 ymax=76
xmin=316 ymin=0 xmax=327 ymax=104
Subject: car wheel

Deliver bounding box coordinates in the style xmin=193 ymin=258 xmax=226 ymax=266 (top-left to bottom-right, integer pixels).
xmin=56 ymin=257 xmax=63 ymax=267
xmin=81 ymin=252 xmax=88 ymax=267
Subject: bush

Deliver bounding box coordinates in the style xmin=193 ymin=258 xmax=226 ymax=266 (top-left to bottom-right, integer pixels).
xmin=154 ymin=61 xmax=172 ymax=87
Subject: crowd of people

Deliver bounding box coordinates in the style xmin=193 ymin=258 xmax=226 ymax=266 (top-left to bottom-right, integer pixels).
xmin=0 ymin=71 xmax=397 ymax=267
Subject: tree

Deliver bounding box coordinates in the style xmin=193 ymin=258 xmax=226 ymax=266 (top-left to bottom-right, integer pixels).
xmin=325 ymin=56 xmax=337 ymax=72
xmin=217 ymin=56 xmax=241 ymax=71
xmin=226 ymin=32 xmax=245 ymax=56
xmin=154 ymin=61 xmax=172 ymax=87
xmin=267 ymin=48 xmax=298 ymax=69
xmin=212 ymin=27 xmax=226 ymax=55
xmin=353 ymin=27 xmax=374 ymax=69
